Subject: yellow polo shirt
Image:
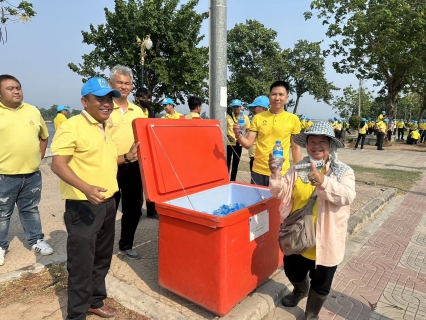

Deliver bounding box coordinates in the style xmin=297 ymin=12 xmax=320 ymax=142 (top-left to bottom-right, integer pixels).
xmin=108 ymin=101 xmax=146 ymax=156
xmin=300 ymin=119 xmax=306 ymax=130
xmin=0 ymin=102 xmax=49 ymax=174
xmin=397 ymin=121 xmax=405 ymax=129
xmin=377 ymin=121 xmax=387 ymax=133
xmin=250 ymin=110 xmax=301 ymax=176
xmin=410 ymin=131 xmax=420 ymax=140
xmin=227 ymin=113 xmax=250 ymax=146
xmin=54 ymin=113 xmax=67 ymax=131
xmin=358 ymin=123 xmax=368 ymax=134
xmin=378 ymin=114 xmax=384 ymax=121
xmin=305 ymin=120 xmax=313 ymax=131
xmin=420 ymin=123 xmax=426 ymax=130
xmin=51 ymin=111 xmax=118 ymax=200
xmin=162 ymin=111 xmax=182 ymax=119
xmin=184 ymin=112 xmax=201 ymax=119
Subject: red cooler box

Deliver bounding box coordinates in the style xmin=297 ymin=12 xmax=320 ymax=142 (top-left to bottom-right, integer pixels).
xmin=133 ymin=119 xmax=283 ymax=316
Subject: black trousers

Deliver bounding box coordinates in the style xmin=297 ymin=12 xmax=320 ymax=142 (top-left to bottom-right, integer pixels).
xmin=227 ymin=144 xmax=242 ymax=181
xmin=114 ymin=162 xmax=143 ymax=251
xmin=398 ymin=128 xmax=404 ymax=140
xmin=377 ymin=132 xmax=385 ymax=150
xmin=387 ymin=130 xmax=392 ymax=142
xmin=64 ymin=198 xmax=116 ymax=320
xmin=354 ymin=133 xmax=366 ymax=149
xmin=420 ymin=130 xmax=426 ymax=143
xmin=284 ymin=254 xmax=337 ymax=296
xmin=249 ymin=157 xmax=254 ymax=173
xmin=406 ymin=137 xmax=417 ymax=145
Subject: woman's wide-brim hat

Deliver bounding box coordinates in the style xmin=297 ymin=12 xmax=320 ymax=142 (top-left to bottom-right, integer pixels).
xmin=293 ymin=121 xmax=345 ymax=148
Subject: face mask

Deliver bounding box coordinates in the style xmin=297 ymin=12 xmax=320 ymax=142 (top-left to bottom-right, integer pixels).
xmin=138 ymin=99 xmax=151 ymax=109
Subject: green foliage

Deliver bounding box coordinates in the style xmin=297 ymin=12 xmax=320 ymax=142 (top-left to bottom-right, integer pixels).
xmin=68 ymin=0 xmax=208 ymax=113
xmin=0 ymin=1 xmax=36 ymax=43
xmin=306 ymin=0 xmax=426 ymax=117
xmin=348 ymin=115 xmax=362 ymax=129
xmin=227 ymin=19 xmax=286 ymax=104
xmin=282 ymin=40 xmax=339 ymax=114
xmin=332 ymin=85 xmax=375 ymax=119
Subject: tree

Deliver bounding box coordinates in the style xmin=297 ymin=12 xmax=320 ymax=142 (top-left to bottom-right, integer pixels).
xmin=305 ymin=0 xmax=426 ymax=118
xmin=0 ymin=1 xmax=36 ymax=43
xmin=68 ymin=0 xmax=208 ymax=113
xmin=282 ymin=40 xmax=339 ymax=114
xmin=332 ymin=85 xmax=375 ymax=119
xmin=227 ymin=19 xmax=286 ymax=104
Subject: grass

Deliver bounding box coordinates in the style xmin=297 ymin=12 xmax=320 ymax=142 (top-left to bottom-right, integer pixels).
xmin=350 ymin=164 xmax=423 ymax=192
xmin=0 ymin=264 xmax=150 ymax=320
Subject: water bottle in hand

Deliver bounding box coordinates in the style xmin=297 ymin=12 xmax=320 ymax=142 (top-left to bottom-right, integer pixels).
xmin=238 ymin=111 xmax=245 ymax=131
xmin=272 ymin=140 xmax=284 ymax=168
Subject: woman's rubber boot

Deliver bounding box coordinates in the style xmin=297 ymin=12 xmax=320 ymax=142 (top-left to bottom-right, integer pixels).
xmin=305 ymin=288 xmax=328 ymax=319
xmin=281 ymin=276 xmax=309 ymax=307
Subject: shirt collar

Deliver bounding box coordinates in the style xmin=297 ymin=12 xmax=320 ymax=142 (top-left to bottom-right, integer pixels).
xmin=0 ymin=101 xmax=25 ymax=110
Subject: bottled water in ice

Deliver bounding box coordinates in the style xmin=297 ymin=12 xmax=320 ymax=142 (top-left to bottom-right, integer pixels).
xmin=212 ymin=203 xmax=246 ymax=216
xmin=238 ymin=111 xmax=245 ymax=131
xmin=272 ymin=140 xmax=284 ymax=168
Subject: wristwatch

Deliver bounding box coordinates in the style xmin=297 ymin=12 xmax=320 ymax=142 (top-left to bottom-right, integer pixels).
xmin=124 ymin=153 xmax=131 ymax=163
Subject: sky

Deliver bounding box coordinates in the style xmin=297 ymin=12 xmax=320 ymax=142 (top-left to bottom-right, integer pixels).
xmin=0 ymin=0 xmax=373 ymax=119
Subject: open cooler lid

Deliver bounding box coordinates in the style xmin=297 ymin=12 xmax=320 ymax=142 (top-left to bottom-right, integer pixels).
xmin=132 ymin=118 xmax=229 ymax=203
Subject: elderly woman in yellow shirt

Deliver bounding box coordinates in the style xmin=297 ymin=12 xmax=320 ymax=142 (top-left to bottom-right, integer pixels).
xmin=269 ymin=121 xmax=355 ymax=320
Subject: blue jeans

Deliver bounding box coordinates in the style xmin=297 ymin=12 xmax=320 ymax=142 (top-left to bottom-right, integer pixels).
xmin=0 ymin=171 xmax=45 ymax=250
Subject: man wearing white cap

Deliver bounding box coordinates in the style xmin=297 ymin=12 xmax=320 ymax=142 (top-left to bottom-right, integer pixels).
xmin=51 ymin=77 xmax=139 ymax=319
xmin=54 ymin=105 xmax=70 ymax=131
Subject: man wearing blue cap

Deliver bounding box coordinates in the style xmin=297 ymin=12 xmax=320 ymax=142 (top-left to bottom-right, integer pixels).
xmin=227 ymin=99 xmax=250 ymax=181
xmin=161 ymin=97 xmax=182 ymax=119
xmin=54 ymin=105 xmax=70 ymax=131
xmin=51 ymin=77 xmax=139 ymax=319
xmin=376 ymin=118 xmax=387 ymax=150
xmin=353 ymin=118 xmax=368 ymax=150
xmin=247 ymin=96 xmax=268 ymax=173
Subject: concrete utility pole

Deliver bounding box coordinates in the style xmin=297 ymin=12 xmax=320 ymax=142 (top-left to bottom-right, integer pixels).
xmin=209 ymin=0 xmax=227 ymax=148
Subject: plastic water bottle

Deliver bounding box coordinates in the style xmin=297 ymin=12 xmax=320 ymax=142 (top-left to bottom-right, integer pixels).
xmin=272 ymin=140 xmax=284 ymax=168
xmin=238 ymin=111 xmax=245 ymax=131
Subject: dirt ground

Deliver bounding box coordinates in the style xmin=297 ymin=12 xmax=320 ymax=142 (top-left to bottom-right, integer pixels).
xmin=0 ymin=265 xmax=150 ymax=320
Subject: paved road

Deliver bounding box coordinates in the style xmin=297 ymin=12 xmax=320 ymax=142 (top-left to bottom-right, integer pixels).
xmin=1 ymin=147 xmax=425 ymax=319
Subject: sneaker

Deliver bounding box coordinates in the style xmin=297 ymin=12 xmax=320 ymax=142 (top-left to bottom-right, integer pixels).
xmin=0 ymin=248 xmax=5 ymax=266
xmin=118 ymin=248 xmax=141 ymax=260
xmin=32 ymin=240 xmax=53 ymax=255
xmin=353 ymin=148 xmax=357 ymax=150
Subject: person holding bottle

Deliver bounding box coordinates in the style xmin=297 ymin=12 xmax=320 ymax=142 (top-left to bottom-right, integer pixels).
xmin=226 ymin=99 xmax=250 ymax=181
xmin=233 ymin=81 xmax=301 ymax=186
xmin=269 ymin=121 xmax=356 ymax=320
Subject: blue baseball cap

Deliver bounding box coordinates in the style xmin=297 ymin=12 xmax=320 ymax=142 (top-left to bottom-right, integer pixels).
xmin=381 ymin=110 xmax=386 ymax=114
xmin=362 ymin=118 xmax=367 ymax=121
xmin=384 ymin=118 xmax=389 ymax=122
xmin=57 ymin=105 xmax=70 ymax=112
xmin=81 ymin=77 xmax=121 ymax=98
xmin=161 ymin=97 xmax=175 ymax=105
xmin=247 ymin=96 xmax=269 ymax=108
xmin=306 ymin=117 xmax=310 ymax=120
xmin=230 ymin=99 xmax=242 ymax=107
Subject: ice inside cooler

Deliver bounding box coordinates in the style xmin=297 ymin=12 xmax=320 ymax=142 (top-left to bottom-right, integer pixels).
xmin=164 ymin=183 xmax=273 ymax=214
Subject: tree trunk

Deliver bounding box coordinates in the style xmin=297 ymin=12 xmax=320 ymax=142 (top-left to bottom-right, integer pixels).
xmin=293 ymin=95 xmax=301 ymax=114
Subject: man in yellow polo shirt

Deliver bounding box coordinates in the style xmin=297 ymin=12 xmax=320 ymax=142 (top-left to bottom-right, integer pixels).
xmin=185 ymin=96 xmax=203 ymax=119
xmin=396 ymin=119 xmax=406 ymax=140
xmin=51 ymin=77 xmax=139 ymax=319
xmin=0 ymin=74 xmax=53 ymax=267
xmin=161 ymin=97 xmax=182 ymax=119
xmin=407 ymin=129 xmax=420 ymax=145
xmin=53 ymin=105 xmax=70 ymax=131
xmin=377 ymin=118 xmax=387 ymax=150
xmin=233 ymin=80 xmax=302 ymax=186
xmin=108 ymin=65 xmax=157 ymax=262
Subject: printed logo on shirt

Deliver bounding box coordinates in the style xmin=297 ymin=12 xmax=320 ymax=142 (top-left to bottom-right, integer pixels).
xmin=262 ymin=120 xmax=267 ymax=125
xmin=29 ymin=120 xmax=35 ymax=125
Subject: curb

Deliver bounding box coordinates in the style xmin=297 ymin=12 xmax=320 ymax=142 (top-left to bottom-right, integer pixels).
xmin=0 ymin=188 xmax=397 ymax=320
xmin=346 ymin=188 xmax=397 ymax=240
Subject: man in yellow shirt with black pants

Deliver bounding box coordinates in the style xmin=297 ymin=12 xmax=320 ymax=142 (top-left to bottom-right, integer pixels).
xmin=233 ymin=81 xmax=302 ymax=186
xmin=53 ymin=105 xmax=70 ymax=131
xmin=0 ymin=74 xmax=53 ymax=267
xmin=51 ymin=77 xmax=139 ymax=319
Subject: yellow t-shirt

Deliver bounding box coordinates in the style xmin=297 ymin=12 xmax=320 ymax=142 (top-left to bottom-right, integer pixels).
xmin=0 ymin=102 xmax=49 ymax=174
xmin=227 ymin=113 xmax=250 ymax=146
xmin=305 ymin=121 xmax=313 ymax=131
xmin=420 ymin=123 xmax=426 ymax=130
xmin=410 ymin=123 xmax=418 ymax=130
xmin=108 ymin=101 xmax=146 ymax=156
xmin=377 ymin=121 xmax=387 ymax=133
xmin=184 ymin=112 xmax=201 ymax=119
xmin=358 ymin=123 xmax=368 ymax=134
xmin=54 ymin=113 xmax=68 ymax=131
xmin=300 ymin=119 xmax=306 ymax=130
xmin=334 ymin=123 xmax=342 ymax=131
xmin=51 ymin=111 xmax=119 ymax=200
xmin=162 ymin=111 xmax=182 ymax=119
xmin=250 ymin=110 xmax=301 ymax=175
xmin=378 ymin=114 xmax=384 ymax=122
xmin=410 ymin=131 xmax=420 ymax=140
xmin=397 ymin=121 xmax=405 ymax=129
